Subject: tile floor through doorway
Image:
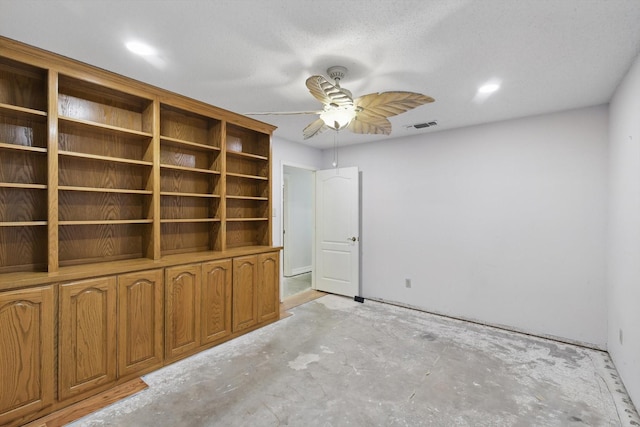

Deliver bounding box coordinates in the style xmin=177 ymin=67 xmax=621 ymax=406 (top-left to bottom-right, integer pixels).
xmin=69 ymin=294 xmax=640 ymax=427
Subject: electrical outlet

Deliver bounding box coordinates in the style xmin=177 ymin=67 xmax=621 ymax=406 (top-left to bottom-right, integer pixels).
xmin=619 ymin=329 xmax=623 ymax=345
xmin=405 ymin=278 xmax=411 ymax=288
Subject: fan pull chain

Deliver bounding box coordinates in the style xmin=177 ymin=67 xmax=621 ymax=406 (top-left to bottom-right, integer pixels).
xmin=332 ymin=131 xmax=339 ymax=168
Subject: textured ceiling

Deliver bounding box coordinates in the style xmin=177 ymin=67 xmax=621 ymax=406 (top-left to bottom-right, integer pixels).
xmin=1 ymin=0 xmax=639 ymax=149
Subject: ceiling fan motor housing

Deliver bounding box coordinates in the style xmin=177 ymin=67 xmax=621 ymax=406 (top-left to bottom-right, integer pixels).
xmin=327 ymin=66 xmax=348 ymax=84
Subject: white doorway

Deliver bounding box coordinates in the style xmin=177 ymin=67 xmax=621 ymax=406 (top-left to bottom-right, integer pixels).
xmin=282 ymin=164 xmax=314 ymax=298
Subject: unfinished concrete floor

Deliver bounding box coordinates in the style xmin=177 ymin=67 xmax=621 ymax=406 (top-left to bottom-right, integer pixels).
xmin=69 ymin=295 xmax=638 ymax=426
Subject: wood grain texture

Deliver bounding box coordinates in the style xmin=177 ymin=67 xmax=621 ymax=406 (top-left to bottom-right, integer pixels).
xmin=0 ymin=286 xmax=54 ymax=425
xmin=58 ymin=156 xmax=151 ymax=191
xmin=0 ymin=187 xmax=47 ymax=222
xmin=47 ymin=69 xmax=59 ymax=273
xmin=226 ymin=125 xmax=269 ymax=157
xmin=20 ymin=378 xmax=147 ymax=427
xmin=226 ymin=198 xmax=268 ymax=219
xmin=232 ymin=255 xmax=258 ymax=332
xmin=257 ymin=252 xmax=279 ymax=322
xmin=58 ymin=75 xmax=151 ymax=132
xmin=226 ymin=220 xmax=269 ymax=248
xmin=160 ymin=167 xmax=219 ymax=195
xmin=226 ymin=154 xmax=268 ymax=178
xmin=165 ymin=264 xmax=200 ymax=361
xmin=0 ymin=113 xmax=47 ymax=148
xmin=201 ymin=259 xmax=232 ymax=345
xmin=0 ymin=57 xmax=47 ymax=111
xmin=160 ymin=143 xmax=219 ymax=170
xmin=59 ymin=120 xmax=151 ymax=162
xmin=0 ymin=226 xmax=47 ymax=273
xmin=161 ymin=194 xmax=219 ymax=220
xmin=58 ymin=277 xmax=117 ymax=401
xmin=160 ymin=222 xmax=218 ymax=254
xmin=226 ymin=175 xmax=269 ymax=198
xmin=58 ymin=223 xmax=148 ymax=265
xmin=160 ymin=105 xmax=220 ymax=146
xmin=117 ymin=269 xmax=164 ymax=378
xmin=59 ymin=191 xmax=151 ymax=222
xmin=0 ymin=149 xmax=47 ymax=185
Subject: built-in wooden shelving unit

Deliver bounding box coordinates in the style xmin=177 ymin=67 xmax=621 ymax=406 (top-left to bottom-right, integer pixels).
xmin=0 ymin=37 xmax=275 ymax=275
xmin=0 ymin=36 xmax=280 ymax=427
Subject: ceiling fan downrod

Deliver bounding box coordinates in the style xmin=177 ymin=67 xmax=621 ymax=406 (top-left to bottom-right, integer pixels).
xmin=327 ymin=65 xmax=348 ymax=87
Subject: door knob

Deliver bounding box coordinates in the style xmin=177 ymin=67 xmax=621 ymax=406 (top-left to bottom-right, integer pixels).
xmin=348 ymin=237 xmax=358 ymax=242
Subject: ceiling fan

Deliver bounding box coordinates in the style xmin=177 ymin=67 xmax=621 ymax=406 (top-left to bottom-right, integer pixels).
xmin=246 ymin=66 xmax=435 ymax=140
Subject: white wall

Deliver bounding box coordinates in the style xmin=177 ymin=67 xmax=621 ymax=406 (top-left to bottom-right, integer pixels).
xmin=323 ymin=106 xmax=609 ymax=347
xmin=283 ymin=166 xmax=313 ymax=275
xmin=607 ymin=52 xmax=640 ymax=409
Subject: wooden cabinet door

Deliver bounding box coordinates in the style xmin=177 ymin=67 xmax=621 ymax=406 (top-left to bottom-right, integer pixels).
xmin=201 ymin=259 xmax=232 ymax=345
xmin=165 ymin=264 xmax=201 ymax=361
xmin=59 ymin=277 xmax=117 ymax=401
xmin=232 ymin=255 xmax=258 ymax=332
xmin=118 ymin=269 xmax=164 ymax=378
xmin=0 ymin=286 xmax=54 ymax=425
xmin=258 ymin=252 xmax=280 ymax=323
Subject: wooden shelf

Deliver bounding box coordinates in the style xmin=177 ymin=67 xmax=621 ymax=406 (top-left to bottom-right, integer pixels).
xmin=59 ymin=150 xmax=153 ymax=166
xmin=0 ymin=141 xmax=47 ymax=153
xmin=0 ymin=102 xmax=47 ymax=118
xmin=226 ymin=149 xmax=268 ymax=161
xmin=160 ymin=163 xmax=220 ymax=175
xmin=59 ymin=219 xmax=153 ymax=226
xmin=59 ymin=116 xmax=152 ymax=138
xmin=160 ymin=191 xmax=220 ymax=198
xmin=226 ymin=196 xmax=269 ymax=201
xmin=160 ymin=218 xmax=220 ymax=223
xmin=226 ymin=218 xmax=269 ymax=222
xmin=161 ymin=136 xmax=221 ymax=152
xmin=0 ymin=221 xmax=47 ymax=227
xmin=59 ymin=186 xmax=153 ymax=195
xmin=226 ymin=172 xmax=269 ymax=181
xmin=0 ymin=182 xmax=47 ymax=189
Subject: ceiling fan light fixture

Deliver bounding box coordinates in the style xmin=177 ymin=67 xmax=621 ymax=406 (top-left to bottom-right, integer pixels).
xmin=320 ymin=107 xmax=356 ymax=130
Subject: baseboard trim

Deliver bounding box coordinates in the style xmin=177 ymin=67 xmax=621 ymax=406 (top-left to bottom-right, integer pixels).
xmin=23 ymin=378 xmax=148 ymax=427
xmin=367 ymin=297 xmax=606 ymax=352
xmin=289 ymin=266 xmax=312 ymax=277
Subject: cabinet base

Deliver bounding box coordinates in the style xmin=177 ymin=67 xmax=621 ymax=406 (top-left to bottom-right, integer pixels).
xmin=21 ymin=378 xmax=148 ymax=427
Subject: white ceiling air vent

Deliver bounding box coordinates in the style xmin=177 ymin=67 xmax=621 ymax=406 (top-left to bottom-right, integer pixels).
xmin=406 ymin=121 xmax=438 ymax=129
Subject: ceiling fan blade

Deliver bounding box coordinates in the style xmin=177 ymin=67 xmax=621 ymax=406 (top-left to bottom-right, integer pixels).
xmin=354 ymin=92 xmax=434 ymax=119
xmin=303 ymin=117 xmax=329 ymax=139
xmin=305 ymin=75 xmax=354 ymax=108
xmin=347 ymin=115 xmax=392 ymax=135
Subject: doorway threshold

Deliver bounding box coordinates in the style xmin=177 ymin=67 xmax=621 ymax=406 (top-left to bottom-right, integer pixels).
xmin=280 ymin=289 xmax=327 ymax=319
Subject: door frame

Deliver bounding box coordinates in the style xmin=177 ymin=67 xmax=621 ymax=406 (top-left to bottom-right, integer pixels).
xmin=280 ymin=161 xmax=317 ymax=300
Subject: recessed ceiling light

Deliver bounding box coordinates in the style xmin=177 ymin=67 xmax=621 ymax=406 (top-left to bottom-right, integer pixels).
xmin=478 ymin=83 xmax=500 ymax=94
xmin=125 ymin=41 xmax=156 ymax=56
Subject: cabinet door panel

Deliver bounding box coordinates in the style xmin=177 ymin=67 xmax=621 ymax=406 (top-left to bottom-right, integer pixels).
xmin=59 ymin=277 xmax=117 ymax=401
xmin=201 ymin=259 xmax=232 ymax=345
xmin=258 ymin=252 xmax=280 ymax=322
xmin=0 ymin=286 xmax=54 ymax=425
xmin=232 ymin=255 xmax=258 ymax=332
xmin=118 ymin=269 xmax=164 ymax=378
xmin=165 ymin=264 xmax=200 ymax=361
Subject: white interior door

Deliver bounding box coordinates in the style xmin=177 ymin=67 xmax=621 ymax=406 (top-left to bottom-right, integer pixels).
xmin=315 ymin=166 xmax=360 ymax=297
